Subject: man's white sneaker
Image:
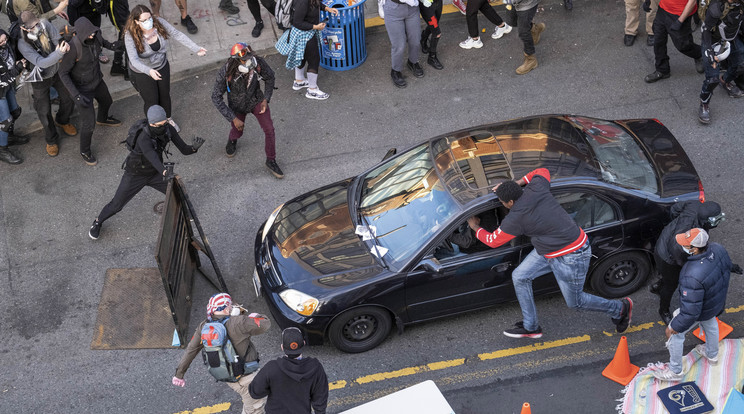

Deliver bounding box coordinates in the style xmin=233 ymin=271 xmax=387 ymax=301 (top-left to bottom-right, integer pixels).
xmin=492 ymin=23 xmax=512 ymax=39
xmin=651 ymin=364 xmax=685 ymax=382
xmin=459 ymin=37 xmax=483 ymax=49
xmin=292 ymin=80 xmax=309 ymax=91
xmin=305 ymin=88 xmax=329 ymax=100
xmin=694 ymin=344 xmax=719 ymax=364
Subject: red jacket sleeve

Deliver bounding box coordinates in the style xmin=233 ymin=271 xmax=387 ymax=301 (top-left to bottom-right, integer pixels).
xmin=476 ymin=227 xmax=516 ymax=249
xmin=523 ymin=168 xmax=550 ymax=183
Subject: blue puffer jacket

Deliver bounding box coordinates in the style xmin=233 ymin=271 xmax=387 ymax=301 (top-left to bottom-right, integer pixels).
xmin=670 ymin=243 xmax=732 ymax=333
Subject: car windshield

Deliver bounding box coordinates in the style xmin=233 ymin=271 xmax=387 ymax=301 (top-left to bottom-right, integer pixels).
xmin=358 ymin=143 xmax=460 ymax=267
xmin=568 ymin=116 xmax=658 ymax=194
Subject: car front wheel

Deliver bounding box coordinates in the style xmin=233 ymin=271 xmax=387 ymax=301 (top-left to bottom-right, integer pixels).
xmin=328 ymin=306 xmax=392 ymax=353
xmin=589 ymin=252 xmax=651 ymax=298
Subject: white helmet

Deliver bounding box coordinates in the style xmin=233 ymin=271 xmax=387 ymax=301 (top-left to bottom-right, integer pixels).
xmin=712 ymin=41 xmax=731 ymax=62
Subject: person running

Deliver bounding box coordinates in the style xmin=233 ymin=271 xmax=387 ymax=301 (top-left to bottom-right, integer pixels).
xmin=211 ymin=43 xmax=284 ymax=178
xmin=467 ymin=168 xmax=633 ymax=338
xmin=124 ymin=4 xmax=207 ymax=131
xmin=458 ymin=0 xmax=511 ymax=50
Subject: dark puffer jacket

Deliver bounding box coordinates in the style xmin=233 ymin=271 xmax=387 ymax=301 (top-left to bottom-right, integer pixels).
xmin=670 ymin=243 xmax=732 ymax=333
xmin=211 ymin=55 xmax=275 ymax=121
xmin=654 ymin=201 xmax=722 ymax=267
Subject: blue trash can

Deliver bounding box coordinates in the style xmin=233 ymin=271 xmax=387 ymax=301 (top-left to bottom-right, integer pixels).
xmin=319 ymin=0 xmax=367 ymax=71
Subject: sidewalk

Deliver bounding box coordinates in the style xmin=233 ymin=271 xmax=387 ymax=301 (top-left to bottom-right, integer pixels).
xmin=6 ymin=0 xmax=492 ymax=136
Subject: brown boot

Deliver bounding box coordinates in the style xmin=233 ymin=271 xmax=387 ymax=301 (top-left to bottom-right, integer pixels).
xmin=516 ymin=53 xmax=538 ymax=75
xmin=531 ymin=22 xmax=546 ymax=45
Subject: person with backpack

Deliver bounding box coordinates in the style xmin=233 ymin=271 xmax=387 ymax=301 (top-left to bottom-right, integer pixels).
xmin=697 ymin=0 xmax=744 ymax=124
xmin=276 ymin=0 xmax=338 ymax=100
xmin=212 ymin=42 xmax=283 ymax=178
xmin=248 ymin=327 xmax=329 ymax=414
xmin=87 ymin=105 xmax=203 ymax=240
xmin=124 ymin=4 xmax=207 ymax=131
xmin=172 ymin=293 xmax=271 ymax=414
xmin=17 ymin=11 xmax=77 ymax=157
xmin=0 ymin=29 xmax=27 ymax=165
xmin=58 ymin=16 xmax=122 ymax=166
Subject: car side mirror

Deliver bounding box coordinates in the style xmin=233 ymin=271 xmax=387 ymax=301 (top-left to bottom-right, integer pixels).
xmin=382 ymin=148 xmax=397 ymax=161
xmin=418 ymin=257 xmax=443 ymax=273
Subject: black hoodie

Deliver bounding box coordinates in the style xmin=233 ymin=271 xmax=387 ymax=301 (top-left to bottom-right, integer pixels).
xmin=654 ymin=201 xmax=722 ymax=267
xmin=249 ymin=356 xmax=328 ymax=414
xmin=58 ymin=17 xmax=117 ymax=96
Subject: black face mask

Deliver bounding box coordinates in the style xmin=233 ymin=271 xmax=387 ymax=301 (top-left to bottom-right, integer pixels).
xmin=149 ymin=125 xmax=166 ymax=136
xmin=84 ymin=37 xmax=95 ymax=45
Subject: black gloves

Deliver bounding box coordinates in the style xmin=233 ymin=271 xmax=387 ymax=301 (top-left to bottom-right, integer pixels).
xmin=191 ymin=136 xmax=205 ymax=151
xmin=75 ymin=94 xmax=91 ymax=108
xmin=109 ymin=40 xmax=124 ymax=51
xmin=670 ymin=19 xmax=682 ymax=31
xmin=642 ymin=0 xmax=651 ymax=12
xmin=163 ymin=162 xmax=176 ymax=181
xmin=732 ymin=264 xmax=743 ymax=275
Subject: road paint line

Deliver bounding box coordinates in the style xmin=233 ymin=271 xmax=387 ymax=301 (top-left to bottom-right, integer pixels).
xmin=602 ymin=321 xmax=658 ymax=337
xmin=173 ymin=402 xmax=231 ymax=414
xmin=329 ymin=380 xmax=347 ymax=390
xmin=478 ymin=335 xmax=590 ymax=360
xmin=353 ymin=357 xmax=467 ymax=385
xmin=428 ymin=358 xmax=466 ymax=370
xmin=726 ymin=305 xmax=744 ymax=313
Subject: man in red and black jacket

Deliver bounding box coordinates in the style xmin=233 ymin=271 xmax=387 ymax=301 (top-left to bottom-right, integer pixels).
xmin=467 ymin=168 xmax=633 ymax=338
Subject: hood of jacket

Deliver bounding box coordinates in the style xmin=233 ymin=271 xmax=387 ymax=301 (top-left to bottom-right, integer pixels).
xmin=74 ymin=17 xmax=99 ymax=40
xmin=276 ymin=356 xmax=322 ymax=382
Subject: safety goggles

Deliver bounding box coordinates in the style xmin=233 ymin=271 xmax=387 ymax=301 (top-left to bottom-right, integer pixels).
xmin=231 ymin=47 xmax=252 ymax=60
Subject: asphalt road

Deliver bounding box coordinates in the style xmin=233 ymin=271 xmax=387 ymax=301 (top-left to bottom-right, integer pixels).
xmin=1 ymin=1 xmax=743 ymax=413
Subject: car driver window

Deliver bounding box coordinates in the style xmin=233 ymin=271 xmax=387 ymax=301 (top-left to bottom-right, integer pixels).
xmin=433 ymin=207 xmax=506 ymax=260
xmin=555 ymin=192 xmax=618 ymax=229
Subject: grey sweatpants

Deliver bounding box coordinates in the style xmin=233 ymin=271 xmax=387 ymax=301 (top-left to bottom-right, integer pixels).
xmin=383 ymin=1 xmax=421 ymax=71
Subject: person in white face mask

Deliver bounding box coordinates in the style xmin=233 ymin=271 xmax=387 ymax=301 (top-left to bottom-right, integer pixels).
xmin=123 ymin=4 xmax=206 ymax=132
xmin=211 ymin=43 xmax=284 ymax=179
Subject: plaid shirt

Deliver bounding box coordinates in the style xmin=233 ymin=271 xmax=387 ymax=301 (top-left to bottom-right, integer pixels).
xmin=275 ymin=28 xmax=320 ymax=70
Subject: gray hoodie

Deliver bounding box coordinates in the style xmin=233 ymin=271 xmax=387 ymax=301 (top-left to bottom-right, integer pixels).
xmin=124 ymin=17 xmax=202 ymax=74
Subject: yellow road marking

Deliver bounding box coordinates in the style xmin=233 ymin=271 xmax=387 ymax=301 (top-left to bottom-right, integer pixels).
xmin=329 ymin=380 xmax=347 ymax=390
xmin=354 ymin=358 xmax=466 ymax=385
xmin=602 ymin=321 xmax=659 ymax=337
xmin=726 ymin=304 xmax=744 ymax=313
xmin=478 ymin=335 xmax=590 ymax=360
xmin=173 ymin=402 xmax=231 ymax=414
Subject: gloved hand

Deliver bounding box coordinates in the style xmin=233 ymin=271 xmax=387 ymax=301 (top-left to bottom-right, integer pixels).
xmin=732 ymin=264 xmax=743 ymax=275
xmin=172 ymin=377 xmax=185 ymax=387
xmin=191 ymin=136 xmax=205 ymax=151
xmin=110 ymin=40 xmax=124 ymax=51
xmin=75 ymin=94 xmax=91 ymax=108
xmin=642 ymin=0 xmax=651 ymax=12
xmin=670 ymin=19 xmax=682 ymax=31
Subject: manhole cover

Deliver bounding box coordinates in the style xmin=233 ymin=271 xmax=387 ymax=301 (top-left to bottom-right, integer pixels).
xmin=153 ymin=201 xmax=165 ymax=214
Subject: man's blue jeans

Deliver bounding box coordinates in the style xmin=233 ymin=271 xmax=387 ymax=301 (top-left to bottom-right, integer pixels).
xmin=512 ymin=245 xmax=623 ymax=332
xmin=667 ymin=316 xmax=719 ymax=374
xmin=0 ymin=88 xmax=19 ymax=147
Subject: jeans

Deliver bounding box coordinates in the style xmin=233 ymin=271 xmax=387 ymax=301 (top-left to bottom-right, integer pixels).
xmin=0 ymin=88 xmax=19 ymax=147
xmin=506 ymin=5 xmax=538 ymax=55
xmin=667 ymin=315 xmax=719 ymax=374
xmin=652 ymin=8 xmax=701 ymax=74
xmin=512 ymin=245 xmax=623 ymax=332
xmin=701 ymin=37 xmax=744 ymax=102
xmin=384 ymin=1 xmax=421 ymax=71
xmin=228 ymin=104 xmax=277 ymax=160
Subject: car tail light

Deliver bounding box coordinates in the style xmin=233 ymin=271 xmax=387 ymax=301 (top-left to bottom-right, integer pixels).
xmin=652 ymin=118 xmax=664 ymax=125
xmin=698 ymin=180 xmax=705 ymax=203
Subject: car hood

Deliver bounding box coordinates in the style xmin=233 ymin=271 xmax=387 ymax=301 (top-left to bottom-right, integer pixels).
xmin=263 ymin=179 xmax=384 ymax=290
xmin=616 ymin=119 xmax=700 ymax=197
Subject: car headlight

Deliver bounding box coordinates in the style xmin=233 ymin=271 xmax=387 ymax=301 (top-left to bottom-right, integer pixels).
xmin=261 ymin=203 xmax=284 ymax=242
xmin=279 ymin=289 xmax=319 ymax=316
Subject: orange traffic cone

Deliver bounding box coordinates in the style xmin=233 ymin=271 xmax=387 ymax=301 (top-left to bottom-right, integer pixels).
xmin=521 ymin=402 xmax=531 ymax=414
xmin=693 ymin=318 xmax=733 ymax=342
xmin=602 ymin=336 xmax=639 ymax=386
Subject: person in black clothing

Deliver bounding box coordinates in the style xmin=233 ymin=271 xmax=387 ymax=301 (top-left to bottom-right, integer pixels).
xmin=58 ymin=16 xmax=122 ymax=166
xmin=104 ymin=0 xmax=131 ymax=77
xmin=419 ymin=0 xmax=443 ymax=70
xmin=697 ymin=0 xmax=744 ymax=124
xmin=644 ymin=0 xmax=703 ymax=83
xmin=88 ymin=105 xmax=204 ymax=240
xmin=67 ymin=0 xmax=111 ymax=64
xmin=0 ymin=29 xmax=27 ymax=165
xmin=246 ymin=0 xmax=275 ymax=38
xmin=249 ymin=327 xmax=328 ymax=414
xmin=212 ymin=42 xmax=283 ymax=178
xmin=651 ymin=201 xmax=723 ymax=324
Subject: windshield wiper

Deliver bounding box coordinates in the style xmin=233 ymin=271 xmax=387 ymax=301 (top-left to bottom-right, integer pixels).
xmin=355 ymin=200 xmax=389 ymax=270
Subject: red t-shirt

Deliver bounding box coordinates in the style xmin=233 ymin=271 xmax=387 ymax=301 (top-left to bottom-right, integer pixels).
xmin=659 ymin=0 xmax=697 ymax=16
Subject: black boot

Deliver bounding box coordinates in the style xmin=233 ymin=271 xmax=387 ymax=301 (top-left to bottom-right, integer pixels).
xmin=391 ymin=69 xmax=407 ymax=88
xmin=427 ymin=54 xmax=444 ymax=70
xmin=252 ymin=20 xmax=264 ymax=38
xmin=10 ymin=107 xmax=21 ymax=120
xmin=0 ymin=146 xmax=22 ymax=164
xmin=219 ymin=0 xmax=240 ymax=14
xmin=110 ymin=63 xmax=128 ymax=77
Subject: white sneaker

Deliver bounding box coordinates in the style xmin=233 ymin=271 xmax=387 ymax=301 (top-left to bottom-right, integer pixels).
xmin=167 ymin=118 xmax=180 ymax=132
xmin=292 ymin=80 xmax=309 ymax=91
xmin=492 ymin=23 xmax=512 ymax=39
xmin=651 ymin=364 xmax=685 ymax=382
xmin=459 ymin=37 xmax=483 ymax=49
xmin=305 ymin=88 xmax=329 ymax=100
xmin=694 ymin=344 xmax=719 ymax=364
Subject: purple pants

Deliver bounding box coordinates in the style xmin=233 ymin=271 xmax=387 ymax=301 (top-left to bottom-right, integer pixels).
xmin=229 ymin=104 xmax=276 ymax=160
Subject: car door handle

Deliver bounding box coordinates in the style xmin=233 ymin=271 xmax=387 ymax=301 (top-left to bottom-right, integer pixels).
xmin=491 ymin=262 xmax=511 ymax=273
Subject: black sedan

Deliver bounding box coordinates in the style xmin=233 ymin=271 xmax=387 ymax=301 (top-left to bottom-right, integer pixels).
xmin=253 ymin=115 xmax=704 ymax=353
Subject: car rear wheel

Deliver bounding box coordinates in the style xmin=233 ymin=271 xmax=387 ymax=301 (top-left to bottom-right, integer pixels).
xmin=328 ymin=306 xmax=392 ymax=353
xmin=589 ymin=252 xmax=651 ymax=298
